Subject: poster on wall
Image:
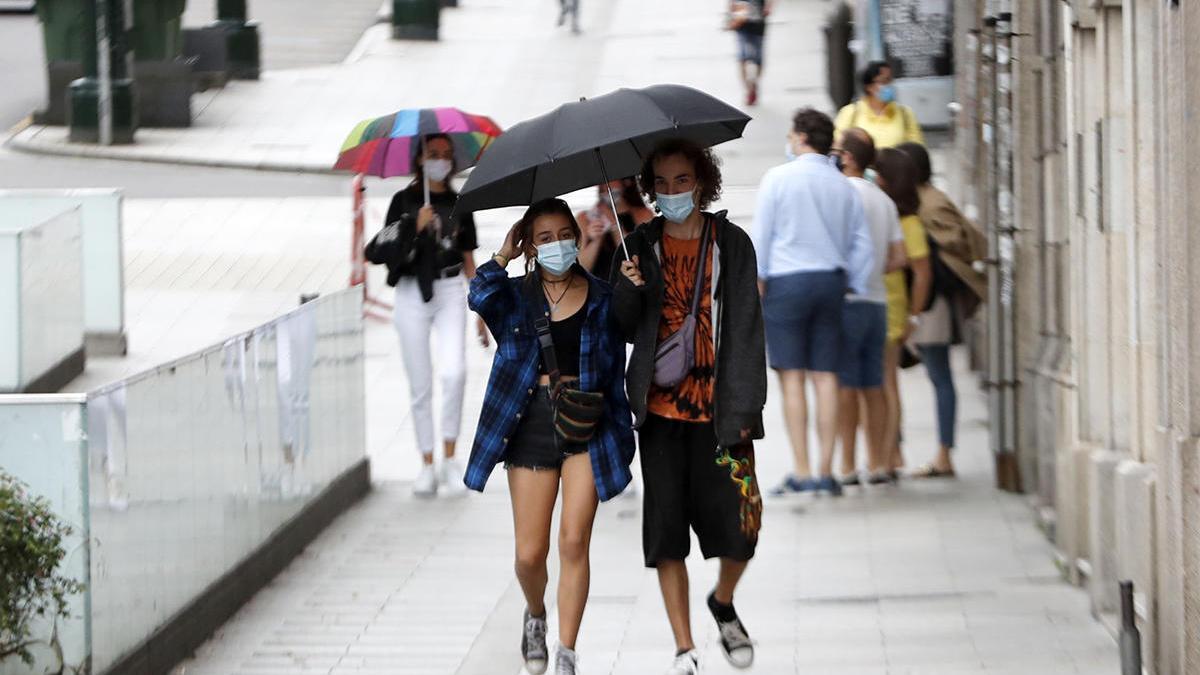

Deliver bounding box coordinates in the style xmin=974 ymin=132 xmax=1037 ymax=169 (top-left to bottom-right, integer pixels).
xmin=879 ymin=0 xmax=954 ymax=78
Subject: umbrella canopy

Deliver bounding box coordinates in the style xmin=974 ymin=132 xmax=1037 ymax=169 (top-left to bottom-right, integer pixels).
xmin=455 ymin=84 xmax=750 ymax=214
xmin=334 ymin=107 xmax=503 ymax=178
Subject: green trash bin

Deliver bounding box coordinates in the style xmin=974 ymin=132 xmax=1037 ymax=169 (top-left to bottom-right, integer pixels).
xmin=393 ymin=0 xmax=439 ymax=41
xmin=129 ymin=0 xmax=187 ymax=61
xmin=35 ymin=0 xmax=88 ymax=63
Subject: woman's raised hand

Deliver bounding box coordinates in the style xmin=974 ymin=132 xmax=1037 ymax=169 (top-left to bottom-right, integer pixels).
xmin=499 ymin=220 xmax=523 ymax=261
xmin=620 ymin=255 xmax=644 ymax=287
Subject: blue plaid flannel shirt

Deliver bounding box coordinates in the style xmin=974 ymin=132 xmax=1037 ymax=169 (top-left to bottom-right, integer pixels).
xmin=464 ymin=259 xmax=635 ymax=501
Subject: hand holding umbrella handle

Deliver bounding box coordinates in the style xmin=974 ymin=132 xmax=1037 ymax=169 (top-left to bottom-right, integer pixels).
xmin=619 ymin=255 xmax=645 ymax=287
xmin=416 ymin=206 xmax=437 ymax=232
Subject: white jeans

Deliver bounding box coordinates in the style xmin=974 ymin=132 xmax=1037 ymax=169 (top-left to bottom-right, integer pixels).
xmin=393 ymin=277 xmax=467 ymax=456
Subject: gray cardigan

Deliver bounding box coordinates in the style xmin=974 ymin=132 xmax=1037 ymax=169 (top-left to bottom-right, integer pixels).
xmin=610 ymin=212 xmax=767 ymax=447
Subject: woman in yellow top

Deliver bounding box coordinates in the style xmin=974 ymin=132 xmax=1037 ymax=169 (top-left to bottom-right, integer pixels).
xmin=834 ymin=61 xmax=925 ymax=149
xmin=874 ymin=148 xmax=932 ymax=478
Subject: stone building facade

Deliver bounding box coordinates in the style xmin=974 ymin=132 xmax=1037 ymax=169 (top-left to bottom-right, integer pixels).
xmin=951 ymin=0 xmax=1198 ymax=671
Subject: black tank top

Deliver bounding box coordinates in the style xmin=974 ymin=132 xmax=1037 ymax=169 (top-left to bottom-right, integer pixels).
xmin=548 ymin=306 xmax=585 ymax=377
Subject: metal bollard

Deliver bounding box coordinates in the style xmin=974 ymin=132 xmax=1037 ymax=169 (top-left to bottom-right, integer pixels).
xmin=1119 ymin=580 xmax=1142 ymax=675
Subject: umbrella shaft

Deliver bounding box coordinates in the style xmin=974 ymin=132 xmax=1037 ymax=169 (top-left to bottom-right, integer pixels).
xmin=595 ymin=148 xmax=631 ymax=262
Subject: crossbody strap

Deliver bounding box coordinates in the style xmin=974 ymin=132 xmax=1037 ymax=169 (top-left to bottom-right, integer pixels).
xmin=686 ymin=217 xmax=713 ymax=318
xmin=533 ymin=316 xmax=560 ymax=387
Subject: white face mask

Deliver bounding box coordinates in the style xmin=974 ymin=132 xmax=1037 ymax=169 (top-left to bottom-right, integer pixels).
xmin=656 ymin=190 xmax=696 ymax=223
xmin=424 ymin=158 xmax=453 ymax=182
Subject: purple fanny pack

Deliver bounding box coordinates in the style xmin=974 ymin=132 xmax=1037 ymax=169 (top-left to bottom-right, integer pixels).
xmin=653 ymin=218 xmax=711 ymax=388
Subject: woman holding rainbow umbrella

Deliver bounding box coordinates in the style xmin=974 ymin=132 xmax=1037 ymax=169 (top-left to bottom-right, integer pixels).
xmin=337 ymin=107 xmax=502 ymax=498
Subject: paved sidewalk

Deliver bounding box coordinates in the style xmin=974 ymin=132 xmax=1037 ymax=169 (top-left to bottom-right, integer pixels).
xmin=170 ymin=353 xmax=1119 ymax=675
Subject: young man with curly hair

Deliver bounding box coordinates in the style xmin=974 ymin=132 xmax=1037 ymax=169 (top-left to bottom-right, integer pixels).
xmin=612 ymin=138 xmax=767 ymax=675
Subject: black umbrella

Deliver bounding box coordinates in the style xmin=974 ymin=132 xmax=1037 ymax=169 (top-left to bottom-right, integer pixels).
xmin=456 ymin=84 xmax=751 ymax=259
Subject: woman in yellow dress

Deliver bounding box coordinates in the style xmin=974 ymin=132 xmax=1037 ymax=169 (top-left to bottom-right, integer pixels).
xmin=873 ymin=148 xmax=932 ymax=477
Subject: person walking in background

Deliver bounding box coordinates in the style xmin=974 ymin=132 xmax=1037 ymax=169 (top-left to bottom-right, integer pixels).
xmin=832 ymin=129 xmax=908 ymax=485
xmin=755 ymin=108 xmax=874 ymax=498
xmin=577 ymin=178 xmax=654 ymax=277
xmin=895 ymin=142 xmax=987 ymax=479
xmin=613 ymin=138 xmax=766 ymax=675
xmin=557 ymin=0 xmax=581 ymax=34
xmin=834 ymin=61 xmax=924 ymax=149
xmin=365 ymin=134 xmax=488 ymax=498
xmin=465 ymin=198 xmax=634 ymax=675
xmin=728 ymin=0 xmax=773 ymax=106
xmin=873 ymin=148 xmax=933 ymax=478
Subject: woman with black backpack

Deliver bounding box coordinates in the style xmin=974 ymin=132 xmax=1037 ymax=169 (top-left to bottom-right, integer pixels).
xmin=896 ymin=142 xmax=988 ymax=478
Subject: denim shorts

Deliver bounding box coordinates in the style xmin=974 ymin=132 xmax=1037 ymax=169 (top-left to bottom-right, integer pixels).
xmin=837 ymin=301 xmax=887 ymax=389
xmin=503 ymin=386 xmax=588 ymax=470
xmin=763 ymin=270 xmax=847 ymax=372
xmin=737 ymin=32 xmax=764 ymax=65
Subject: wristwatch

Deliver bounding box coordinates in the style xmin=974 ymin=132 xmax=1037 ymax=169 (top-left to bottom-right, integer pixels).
xmin=907 ymin=314 xmax=922 ymax=328
xmin=492 ymin=252 xmax=510 ymax=267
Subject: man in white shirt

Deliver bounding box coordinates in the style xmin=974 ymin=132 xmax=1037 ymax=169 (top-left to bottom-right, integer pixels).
xmin=833 ymin=128 xmax=907 ymax=486
xmin=752 ymin=108 xmax=874 ymax=497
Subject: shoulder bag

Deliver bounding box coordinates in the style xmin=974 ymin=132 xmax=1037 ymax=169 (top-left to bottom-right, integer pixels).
xmin=653 ymin=217 xmax=712 ymax=388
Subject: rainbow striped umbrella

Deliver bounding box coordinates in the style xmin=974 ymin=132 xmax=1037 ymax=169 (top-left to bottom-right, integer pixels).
xmin=333 ymin=107 xmax=503 ymax=178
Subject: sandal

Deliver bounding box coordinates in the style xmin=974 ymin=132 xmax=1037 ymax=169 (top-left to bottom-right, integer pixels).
xmin=910 ymin=463 xmax=956 ymax=479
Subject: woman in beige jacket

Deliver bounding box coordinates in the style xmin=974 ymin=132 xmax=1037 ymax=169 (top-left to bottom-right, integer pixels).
xmin=897 ymin=142 xmax=986 ymax=478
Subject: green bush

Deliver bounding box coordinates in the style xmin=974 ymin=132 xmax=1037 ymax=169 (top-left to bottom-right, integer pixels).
xmin=0 ymin=470 xmax=85 ymax=666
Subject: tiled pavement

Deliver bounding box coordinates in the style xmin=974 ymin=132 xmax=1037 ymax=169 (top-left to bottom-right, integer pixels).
xmin=170 ymin=352 xmax=1119 ymax=675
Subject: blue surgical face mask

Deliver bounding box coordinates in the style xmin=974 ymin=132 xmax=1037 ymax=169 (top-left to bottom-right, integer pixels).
xmin=536 ymin=239 xmax=578 ymax=275
xmin=656 ymin=190 xmax=696 ymax=223
xmin=878 ymin=84 xmax=897 ymax=104
xmin=785 ymin=142 xmax=797 ymax=162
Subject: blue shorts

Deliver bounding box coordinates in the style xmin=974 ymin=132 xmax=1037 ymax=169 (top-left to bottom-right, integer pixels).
xmin=837 ymin=301 xmax=887 ymax=389
xmin=763 ymin=270 xmax=846 ymax=372
xmin=737 ymin=32 xmax=764 ymax=66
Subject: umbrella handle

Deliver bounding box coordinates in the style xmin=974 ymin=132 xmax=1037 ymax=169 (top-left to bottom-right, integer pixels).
xmin=594 ymin=148 xmax=631 ymax=262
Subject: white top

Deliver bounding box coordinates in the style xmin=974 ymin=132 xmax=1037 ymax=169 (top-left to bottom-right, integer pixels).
xmin=846 ymin=177 xmax=902 ymax=305
xmin=751 ymin=153 xmax=875 ymax=296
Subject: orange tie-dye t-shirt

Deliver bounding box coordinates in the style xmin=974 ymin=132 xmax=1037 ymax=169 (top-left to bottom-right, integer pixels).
xmin=647 ymin=230 xmax=716 ymax=422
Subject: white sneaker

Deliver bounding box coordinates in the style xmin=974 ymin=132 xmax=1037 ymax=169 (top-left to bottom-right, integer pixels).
xmin=413 ymin=464 xmax=438 ymax=497
xmin=666 ymin=650 xmax=699 ymax=675
xmin=439 ymin=457 xmax=467 ymax=496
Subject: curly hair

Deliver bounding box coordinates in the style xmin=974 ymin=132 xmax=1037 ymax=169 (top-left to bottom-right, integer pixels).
xmin=638 ymin=138 xmax=723 ymax=211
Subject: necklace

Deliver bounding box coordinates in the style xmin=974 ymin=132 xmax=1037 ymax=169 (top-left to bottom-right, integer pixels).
xmin=541 ymin=274 xmax=574 ymax=315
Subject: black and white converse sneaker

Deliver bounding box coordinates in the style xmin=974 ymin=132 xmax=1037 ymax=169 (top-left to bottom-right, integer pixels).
xmin=521 ymin=608 xmax=548 ymax=674
xmin=707 ymin=590 xmax=754 ymax=668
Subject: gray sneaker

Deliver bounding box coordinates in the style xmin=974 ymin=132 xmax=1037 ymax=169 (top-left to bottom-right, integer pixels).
xmin=555 ymin=646 xmax=578 ymax=674
xmin=522 ymin=608 xmax=548 ymax=674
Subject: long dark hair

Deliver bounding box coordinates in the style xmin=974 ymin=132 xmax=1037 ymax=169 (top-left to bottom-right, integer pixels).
xmin=515 ymin=198 xmax=582 ymax=276
xmin=409 ymin=133 xmax=457 ymax=191
xmin=895 ymin=141 xmax=933 ymax=185
xmin=874 ymin=148 xmax=921 ymax=217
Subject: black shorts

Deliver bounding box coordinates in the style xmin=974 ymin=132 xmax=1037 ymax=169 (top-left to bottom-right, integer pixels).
xmin=504 ymin=386 xmax=588 ymax=470
xmin=638 ymin=415 xmax=762 ymax=567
